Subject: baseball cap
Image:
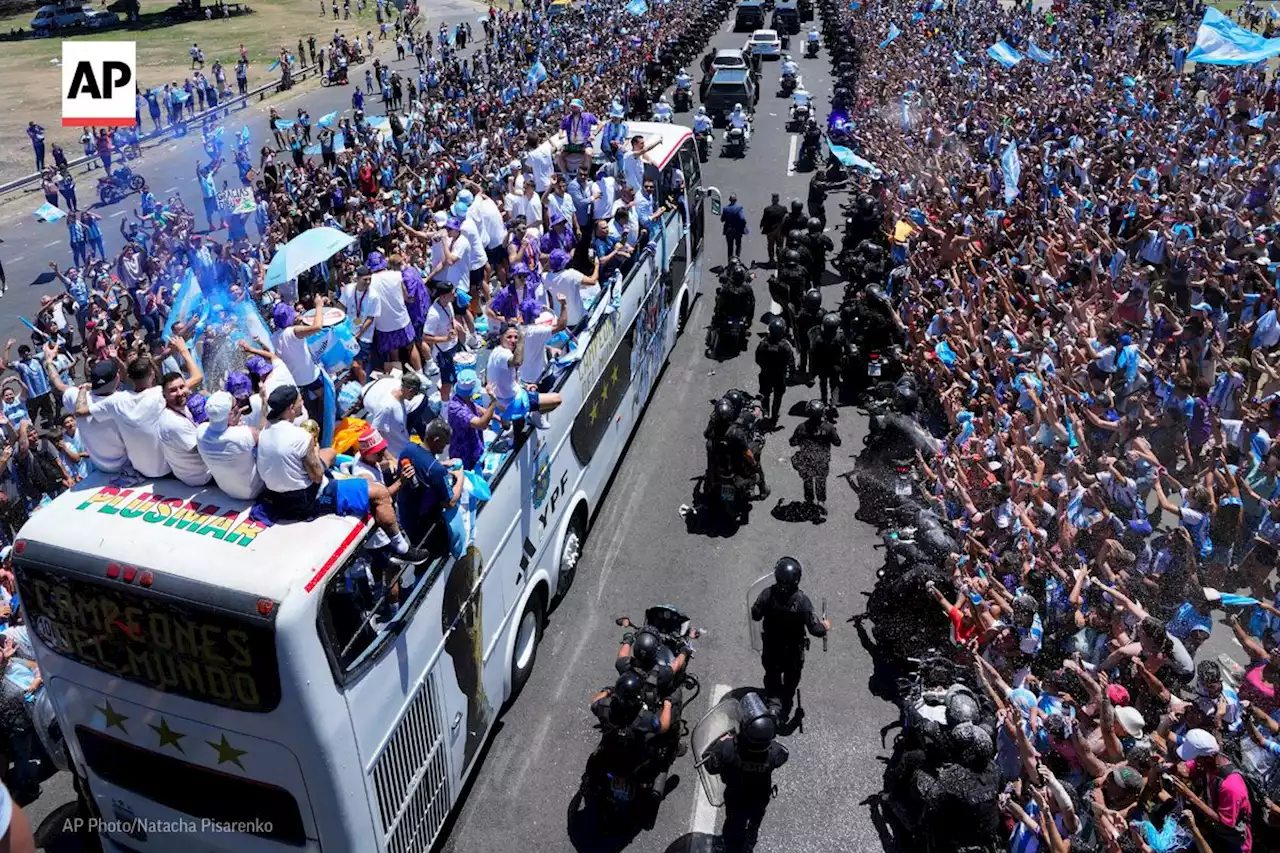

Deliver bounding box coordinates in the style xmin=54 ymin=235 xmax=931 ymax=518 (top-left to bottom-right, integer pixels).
xmin=90 ymin=360 xmax=119 ymax=391
xmin=1115 ymin=706 xmax=1145 ymax=738
xmin=446 ymin=217 xmax=464 ymax=231
xmin=1106 ymin=684 xmax=1131 ymax=706
xmin=205 ymin=391 xmax=234 ymax=427
xmin=358 ymin=426 xmax=387 ymax=455
xmin=367 ymin=251 xmax=388 ymax=272
xmin=245 ymin=355 xmax=273 ymax=378
xmin=549 ymin=248 xmax=571 ymax=272
xmin=570 ymin=98 xmax=584 ymax=109
xmin=266 ymin=385 xmax=300 ymax=421
xmin=510 ymin=261 xmax=531 ymax=277
xmin=1177 ymin=728 xmax=1220 ymax=761
xmin=1109 ymin=765 xmax=1145 ymax=794
xmin=225 ymin=371 xmax=252 ymax=398
xmin=452 ymin=201 xmax=470 ymax=218
xmin=457 ymin=189 xmax=475 ymax=205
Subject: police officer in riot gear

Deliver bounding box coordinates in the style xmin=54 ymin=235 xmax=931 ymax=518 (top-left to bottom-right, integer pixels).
xmin=616 ymin=627 xmax=690 ymax=705
xmin=722 ymin=390 xmax=770 ymax=498
xmin=750 ymin=557 xmax=829 ymax=721
xmin=801 ymin=217 xmax=832 ymax=288
xmin=587 ymin=671 xmax=676 ymax=804
xmin=705 ymin=399 xmax=763 ymax=500
xmin=795 ymin=289 xmax=823 ymax=380
xmin=755 ymin=318 xmax=795 ymax=426
xmin=808 ymin=312 xmax=847 ymax=407
xmin=704 ymin=693 xmax=790 ymax=853
xmin=777 ymin=247 xmax=808 ymax=318
xmin=710 ymin=261 xmax=757 ymax=352
xmin=782 ymin=200 xmax=807 ymax=239
xmin=806 ymin=166 xmax=842 ymax=228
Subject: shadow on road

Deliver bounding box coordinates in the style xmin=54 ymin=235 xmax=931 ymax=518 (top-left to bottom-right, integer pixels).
xmin=769 ymin=498 xmax=824 ymax=524
xmin=34 ymin=801 xmax=97 ymax=853
xmin=658 ymin=831 xmax=721 ymax=853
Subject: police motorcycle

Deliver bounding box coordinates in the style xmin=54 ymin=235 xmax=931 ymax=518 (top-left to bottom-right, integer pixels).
xmin=779 ymin=55 xmax=799 ymax=96
xmin=707 ymin=260 xmax=756 ymax=358
xmin=698 ymin=390 xmax=766 ymax=524
xmin=865 ymin=510 xmax=957 ymax=659
xmin=692 ymin=107 xmax=714 ymax=162
xmin=804 ymin=28 xmax=820 ymax=57
xmin=879 ymin=649 xmax=1002 ymax=853
xmin=652 ymin=95 xmax=675 ymax=124
xmin=787 ymin=88 xmax=813 ymax=132
xmin=723 ymin=104 xmax=751 ymax=157
xmin=578 ymin=606 xmax=702 ymax=823
xmin=794 ymin=120 xmax=821 ymax=170
xmin=673 ymin=68 xmax=694 ymax=112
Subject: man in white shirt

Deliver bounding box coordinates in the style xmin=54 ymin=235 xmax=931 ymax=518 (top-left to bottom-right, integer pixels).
xmin=363 ymin=372 xmax=429 ymax=458
xmin=511 ymin=180 xmax=544 ymax=232
xmin=270 ymin=297 xmax=328 ymax=423
xmin=367 ymin=253 xmax=422 ymax=372
xmin=256 ymin=385 xmax=429 ymax=563
xmin=453 ymin=197 xmax=489 ymax=307
xmin=545 ymin=250 xmax=602 ymax=327
xmin=157 ymin=373 xmax=212 ymax=486
xmin=197 ymin=391 xmax=263 ymax=500
xmin=77 ymin=337 xmax=203 ymax=479
xmin=621 ymin=133 xmax=662 ymax=191
xmin=591 ymin=170 xmax=619 ymax=222
xmin=525 ymin=130 xmax=558 ymax=193
xmin=519 ymin=297 xmax=569 ymax=386
xmin=45 ymin=352 xmax=128 ymax=474
xmin=422 ymin=279 xmax=463 ymax=401
xmin=460 ymin=180 xmax=509 ymax=289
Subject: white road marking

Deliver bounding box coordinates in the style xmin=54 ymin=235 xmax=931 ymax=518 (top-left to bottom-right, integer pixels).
xmin=110 ymin=210 xmax=127 ymax=218
xmin=42 ymin=241 xmax=59 ymax=248
xmin=9 ymin=257 xmax=23 ymax=263
xmin=163 ymin=187 xmax=178 ymax=193
xmin=786 ymin=135 xmax=798 ymax=177
xmin=690 ymin=682 xmax=731 ymax=836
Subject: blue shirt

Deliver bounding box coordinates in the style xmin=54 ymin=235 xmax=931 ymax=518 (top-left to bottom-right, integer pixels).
xmin=397 ymin=444 xmax=452 ymax=532
xmin=12 ymin=359 xmax=49 ymax=399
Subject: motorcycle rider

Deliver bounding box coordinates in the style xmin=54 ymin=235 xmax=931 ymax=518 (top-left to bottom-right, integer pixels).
xmin=795 ymin=117 xmax=820 ymax=169
xmin=805 ymin=27 xmax=820 ymax=54
xmin=794 ymin=289 xmax=823 ymax=379
xmin=780 ymin=54 xmax=799 ymax=82
xmin=704 ymin=399 xmax=760 ymax=505
xmin=728 ymin=103 xmax=752 ymax=143
xmin=674 ymin=67 xmax=694 ymax=99
xmin=755 ymin=318 xmax=795 ymax=425
xmin=809 ymin=312 xmax=848 ymax=407
xmin=616 ymin=626 xmax=690 ymax=705
xmin=653 ymin=94 xmax=674 ymax=123
xmin=704 ymin=693 xmax=789 ymax=853
xmin=801 ymin=217 xmax=833 ymax=287
xmin=693 ymin=105 xmax=714 ymax=138
xmin=710 ymin=261 xmax=756 ymax=352
xmin=789 ymin=85 xmax=812 ymax=127
xmin=588 ymin=671 xmax=675 ymax=802
xmin=750 ymin=557 xmax=829 ymax=721
xmin=920 ymin=722 xmax=1001 ymax=853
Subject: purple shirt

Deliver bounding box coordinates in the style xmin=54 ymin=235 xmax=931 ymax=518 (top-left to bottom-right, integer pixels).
xmin=560 ymin=112 xmax=599 ymax=147
xmin=540 ymin=226 xmax=576 ymax=256
xmin=402 ymin=265 xmax=429 ymax=329
xmin=447 ymin=396 xmax=485 ymax=469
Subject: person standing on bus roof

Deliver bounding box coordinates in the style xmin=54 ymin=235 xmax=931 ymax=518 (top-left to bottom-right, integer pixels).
xmin=197 ymin=391 xmax=264 ymax=500
xmin=396 ymin=418 xmax=463 ymax=553
xmin=364 ymin=372 xmax=429 ymax=459
xmin=75 ymin=338 xmax=203 ymax=480
xmin=256 ymin=386 xmax=431 ymax=566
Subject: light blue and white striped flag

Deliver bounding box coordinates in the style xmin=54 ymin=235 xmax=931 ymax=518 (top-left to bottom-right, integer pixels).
xmin=987 ymin=41 xmax=1023 ymax=67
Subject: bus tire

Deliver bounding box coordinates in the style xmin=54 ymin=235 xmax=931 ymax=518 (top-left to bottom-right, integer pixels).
xmin=677 ymin=293 xmax=690 ymax=335
xmin=556 ymin=507 xmax=587 ymax=600
xmin=510 ymin=588 xmax=545 ymax=697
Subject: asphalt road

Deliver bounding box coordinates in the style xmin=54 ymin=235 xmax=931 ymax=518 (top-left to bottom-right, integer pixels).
xmin=437 ymin=19 xmax=897 ymax=853
xmin=0 ymin=0 xmax=486 ymax=356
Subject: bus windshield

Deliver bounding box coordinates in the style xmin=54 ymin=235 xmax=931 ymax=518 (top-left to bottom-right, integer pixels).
xmin=19 ymin=561 xmax=281 ymax=713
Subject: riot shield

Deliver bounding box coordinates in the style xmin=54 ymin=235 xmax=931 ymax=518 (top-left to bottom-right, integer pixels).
xmin=690 ymin=686 xmax=757 ymax=807
xmin=747 ymin=572 xmax=773 ymax=652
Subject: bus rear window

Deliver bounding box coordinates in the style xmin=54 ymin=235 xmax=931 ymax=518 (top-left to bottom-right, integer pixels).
xmin=18 ymin=563 xmax=280 ymax=713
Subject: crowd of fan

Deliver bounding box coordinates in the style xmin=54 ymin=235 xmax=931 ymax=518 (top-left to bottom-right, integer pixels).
xmin=836 ymin=0 xmax=1280 ymax=849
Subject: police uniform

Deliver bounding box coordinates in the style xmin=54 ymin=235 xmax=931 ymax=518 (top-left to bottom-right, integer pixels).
xmin=755 ymin=337 xmax=795 ymax=423
xmin=705 ymin=735 xmax=789 ymax=853
xmin=750 ymin=584 xmax=827 ymax=717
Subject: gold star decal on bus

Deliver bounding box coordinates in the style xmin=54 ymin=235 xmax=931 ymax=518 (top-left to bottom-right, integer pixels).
xmin=589 ymin=400 xmax=599 ymax=424
xmin=600 ymin=383 xmax=609 ymax=402
xmin=206 ymin=734 xmax=248 ymax=770
xmin=150 ymin=718 xmax=185 ymax=753
xmin=96 ymin=700 xmax=128 ymax=734
xmin=611 ymin=364 xmax=620 ymax=385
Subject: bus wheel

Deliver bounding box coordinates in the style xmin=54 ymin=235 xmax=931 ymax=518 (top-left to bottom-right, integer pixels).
xmin=556 ymin=511 xmax=585 ymax=599
xmin=677 ymin=294 xmax=690 ymax=335
xmin=510 ymin=590 xmax=545 ymax=696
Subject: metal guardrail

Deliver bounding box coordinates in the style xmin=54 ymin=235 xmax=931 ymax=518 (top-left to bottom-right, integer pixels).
xmin=0 ymin=60 xmax=321 ymax=198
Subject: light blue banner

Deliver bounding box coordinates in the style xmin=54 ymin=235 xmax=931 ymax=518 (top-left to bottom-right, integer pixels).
xmin=1001 ymin=140 xmax=1021 ymax=204
xmin=987 ymin=41 xmax=1023 ymax=67
xmin=1026 ymin=41 xmax=1055 ymax=64
xmin=879 ymin=23 xmax=900 ymax=49
xmin=1188 ymin=7 xmax=1280 ymax=66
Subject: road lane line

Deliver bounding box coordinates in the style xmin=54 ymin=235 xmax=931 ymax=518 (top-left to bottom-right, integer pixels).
xmin=163 ymin=187 xmax=178 ymax=193
xmin=43 ymin=241 xmax=59 ymax=248
xmin=786 ymin=135 xmax=798 ymax=177
xmin=690 ymin=683 xmax=731 ymax=836
xmin=110 ymin=210 xmax=127 ymax=218
xmin=9 ymin=257 xmax=23 ymax=263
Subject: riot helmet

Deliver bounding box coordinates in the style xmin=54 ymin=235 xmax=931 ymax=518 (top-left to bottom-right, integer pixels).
xmin=803 ymin=288 xmax=822 ymax=311
xmin=723 ymin=388 xmax=748 ymax=414
xmin=807 ymin=217 xmax=822 ymax=234
xmin=790 ymin=199 xmax=804 ymax=215
xmin=632 ymin=629 xmax=661 ymax=668
xmin=614 ymin=670 xmax=644 ymax=712
xmin=714 ymin=399 xmax=737 ymax=425
xmin=821 ymin=312 xmax=841 ymax=338
xmin=774 ymin=556 xmax=803 ymax=591
xmin=805 ymin=399 xmax=825 ymax=420
xmin=738 ymin=692 xmax=777 ymax=748
xmin=783 ymin=248 xmax=802 ymax=266
xmin=768 ymin=317 xmax=788 ymax=342
xmin=945 ymin=691 xmax=980 ymax=727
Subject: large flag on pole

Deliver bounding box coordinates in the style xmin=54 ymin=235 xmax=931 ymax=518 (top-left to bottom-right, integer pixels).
xmin=987 ymin=41 xmax=1024 ymax=67
xmin=1188 ymin=7 xmax=1280 ymax=65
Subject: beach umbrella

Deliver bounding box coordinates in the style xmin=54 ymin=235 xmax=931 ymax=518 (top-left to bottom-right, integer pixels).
xmin=264 ymin=226 xmax=355 ymax=290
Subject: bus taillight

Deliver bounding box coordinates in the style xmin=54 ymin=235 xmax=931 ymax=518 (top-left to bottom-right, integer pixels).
xmin=138 ymin=571 xmax=154 ymax=588
xmin=11 ymin=540 xmax=24 ymax=555
xmin=257 ymin=599 xmax=274 ymax=616
xmin=122 ymin=566 xmax=137 ymax=583
xmin=106 ymin=563 xmax=120 ymax=579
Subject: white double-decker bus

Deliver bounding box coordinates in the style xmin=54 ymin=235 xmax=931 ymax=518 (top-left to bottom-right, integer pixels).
xmin=11 ymin=121 xmax=705 ymax=853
